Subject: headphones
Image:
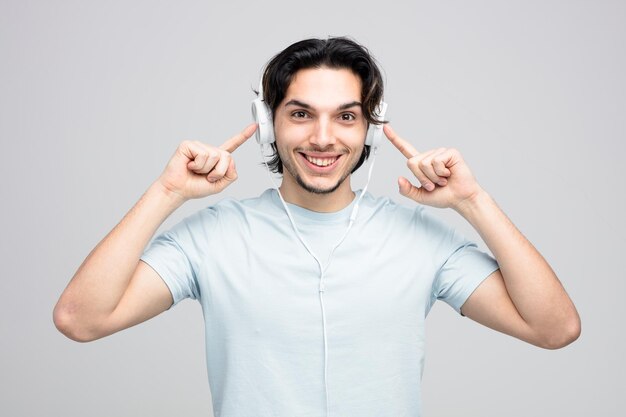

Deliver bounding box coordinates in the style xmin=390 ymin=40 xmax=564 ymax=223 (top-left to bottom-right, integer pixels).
xmin=251 ymin=82 xmax=388 ymax=148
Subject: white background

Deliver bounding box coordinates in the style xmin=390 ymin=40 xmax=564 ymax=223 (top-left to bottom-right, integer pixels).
xmin=1 ymin=0 xmax=624 ymax=415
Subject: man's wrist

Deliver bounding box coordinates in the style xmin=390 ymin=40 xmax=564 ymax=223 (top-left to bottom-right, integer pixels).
xmin=148 ymin=180 xmax=187 ymax=211
xmin=453 ymin=188 xmax=494 ymax=220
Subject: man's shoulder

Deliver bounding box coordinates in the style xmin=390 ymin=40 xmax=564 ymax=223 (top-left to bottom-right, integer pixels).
xmin=359 ymin=192 xmax=454 ymax=236
xmin=198 ymin=188 xmax=278 ymax=218
xmin=360 ymin=192 xmax=424 ymax=217
xmin=168 ymin=189 xmax=277 ymax=234
xmin=212 ymin=188 xmax=275 ymax=209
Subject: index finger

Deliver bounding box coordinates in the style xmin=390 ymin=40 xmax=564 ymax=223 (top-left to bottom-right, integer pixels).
xmin=384 ymin=124 xmax=419 ymax=159
xmin=219 ymin=123 xmax=258 ymax=153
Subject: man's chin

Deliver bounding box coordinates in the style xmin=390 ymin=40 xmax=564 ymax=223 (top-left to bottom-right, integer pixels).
xmin=295 ymin=176 xmax=344 ymax=195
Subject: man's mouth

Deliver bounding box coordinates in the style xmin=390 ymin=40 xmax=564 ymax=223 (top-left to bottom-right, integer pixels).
xmin=303 ymin=154 xmax=339 ymax=167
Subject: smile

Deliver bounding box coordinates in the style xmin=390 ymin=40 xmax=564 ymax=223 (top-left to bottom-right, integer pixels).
xmin=304 ymin=155 xmax=339 ymax=167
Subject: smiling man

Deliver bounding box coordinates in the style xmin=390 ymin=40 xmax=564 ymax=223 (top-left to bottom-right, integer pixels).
xmin=54 ymin=37 xmax=580 ymax=417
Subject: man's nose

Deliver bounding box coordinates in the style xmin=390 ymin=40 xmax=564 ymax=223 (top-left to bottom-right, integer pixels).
xmin=309 ymin=117 xmax=336 ymax=148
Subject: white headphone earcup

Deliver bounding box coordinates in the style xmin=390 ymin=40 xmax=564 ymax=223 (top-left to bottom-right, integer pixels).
xmin=251 ymin=98 xmax=276 ymax=144
xmin=365 ymin=101 xmax=388 ymax=148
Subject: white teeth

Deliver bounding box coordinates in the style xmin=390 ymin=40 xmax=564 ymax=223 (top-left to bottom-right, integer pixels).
xmin=305 ymin=155 xmax=337 ymax=167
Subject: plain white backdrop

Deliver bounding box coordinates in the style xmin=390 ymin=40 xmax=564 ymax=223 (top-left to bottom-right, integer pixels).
xmin=1 ymin=0 xmax=624 ymax=415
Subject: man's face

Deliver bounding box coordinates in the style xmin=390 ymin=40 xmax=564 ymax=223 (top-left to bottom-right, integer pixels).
xmin=273 ymin=67 xmax=367 ymax=195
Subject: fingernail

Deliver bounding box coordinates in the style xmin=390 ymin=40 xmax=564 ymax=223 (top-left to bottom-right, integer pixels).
xmin=424 ymin=183 xmax=435 ymax=191
xmin=438 ymin=179 xmax=447 ymax=186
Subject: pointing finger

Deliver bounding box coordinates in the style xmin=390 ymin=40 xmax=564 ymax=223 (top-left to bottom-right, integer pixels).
xmin=219 ymin=123 xmax=258 ymax=153
xmin=384 ymin=124 xmax=419 ymax=159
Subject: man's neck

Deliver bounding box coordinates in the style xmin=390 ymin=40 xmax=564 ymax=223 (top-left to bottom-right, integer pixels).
xmin=278 ymin=176 xmax=355 ymax=213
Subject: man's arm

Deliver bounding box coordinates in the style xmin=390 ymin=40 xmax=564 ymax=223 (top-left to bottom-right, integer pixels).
xmin=456 ymin=191 xmax=580 ymax=349
xmin=384 ymin=125 xmax=580 ymax=349
xmin=53 ymin=125 xmax=257 ymax=342
xmin=53 ymin=183 xmax=181 ymax=342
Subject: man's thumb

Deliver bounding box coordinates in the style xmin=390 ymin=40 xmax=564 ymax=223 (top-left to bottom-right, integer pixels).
xmin=398 ymin=176 xmax=423 ymax=202
xmin=223 ymin=159 xmax=238 ymax=182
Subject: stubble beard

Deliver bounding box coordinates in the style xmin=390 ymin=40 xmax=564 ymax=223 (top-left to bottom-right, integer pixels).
xmin=281 ymin=147 xmax=363 ymax=195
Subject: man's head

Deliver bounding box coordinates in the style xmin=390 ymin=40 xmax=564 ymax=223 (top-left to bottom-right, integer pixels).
xmin=260 ymin=37 xmax=385 ymax=177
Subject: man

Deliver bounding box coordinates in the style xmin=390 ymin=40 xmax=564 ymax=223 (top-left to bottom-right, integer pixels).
xmin=54 ymin=37 xmax=580 ymax=416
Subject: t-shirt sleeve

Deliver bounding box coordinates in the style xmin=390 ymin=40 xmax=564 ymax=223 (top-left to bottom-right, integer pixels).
xmin=433 ymin=242 xmax=499 ymax=314
xmin=422 ymin=210 xmax=500 ymax=315
xmin=140 ymin=211 xmax=210 ymax=306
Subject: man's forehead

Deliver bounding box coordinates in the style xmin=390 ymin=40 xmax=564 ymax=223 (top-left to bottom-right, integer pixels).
xmin=288 ymin=67 xmax=362 ymax=89
xmin=283 ymin=67 xmax=362 ymax=109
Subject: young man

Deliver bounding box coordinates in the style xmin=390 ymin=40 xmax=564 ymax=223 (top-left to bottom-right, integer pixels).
xmin=54 ymin=37 xmax=580 ymax=416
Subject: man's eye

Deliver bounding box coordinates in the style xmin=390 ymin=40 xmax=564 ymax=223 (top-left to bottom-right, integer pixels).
xmin=340 ymin=113 xmax=356 ymax=121
xmin=292 ymin=111 xmax=308 ymax=118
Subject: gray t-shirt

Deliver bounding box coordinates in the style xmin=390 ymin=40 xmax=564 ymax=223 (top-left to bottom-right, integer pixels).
xmin=141 ymin=189 xmax=499 ymax=417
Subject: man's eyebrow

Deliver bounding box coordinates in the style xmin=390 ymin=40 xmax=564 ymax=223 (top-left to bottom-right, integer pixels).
xmin=284 ymin=99 xmax=363 ymax=111
xmin=284 ymin=99 xmax=312 ymax=109
xmin=337 ymin=101 xmax=362 ymax=111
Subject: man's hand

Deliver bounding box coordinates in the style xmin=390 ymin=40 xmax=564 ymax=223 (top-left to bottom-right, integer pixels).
xmin=157 ymin=123 xmax=257 ymax=203
xmin=384 ymin=124 xmax=483 ymax=210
